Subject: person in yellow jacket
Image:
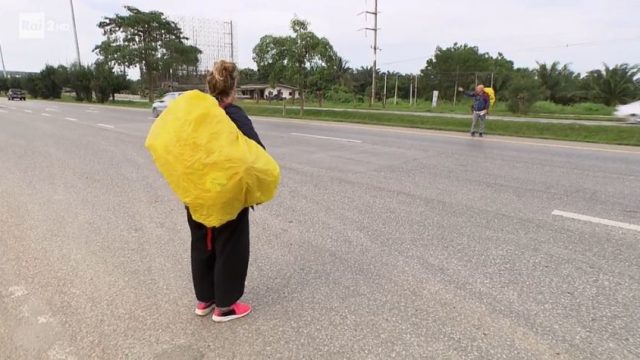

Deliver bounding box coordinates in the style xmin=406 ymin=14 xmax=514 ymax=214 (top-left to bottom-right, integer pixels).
xmin=188 ymin=60 xmax=264 ymax=322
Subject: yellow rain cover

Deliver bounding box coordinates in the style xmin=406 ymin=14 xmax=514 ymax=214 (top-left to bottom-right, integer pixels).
xmin=484 ymin=87 xmax=497 ymax=107
xmin=145 ymin=90 xmax=280 ymax=227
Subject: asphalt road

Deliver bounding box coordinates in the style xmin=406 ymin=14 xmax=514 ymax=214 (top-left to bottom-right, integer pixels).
xmin=1 ymin=98 xmax=639 ymax=359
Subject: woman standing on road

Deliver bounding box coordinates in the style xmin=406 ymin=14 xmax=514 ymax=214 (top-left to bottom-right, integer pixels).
xmin=187 ymin=60 xmax=265 ymax=323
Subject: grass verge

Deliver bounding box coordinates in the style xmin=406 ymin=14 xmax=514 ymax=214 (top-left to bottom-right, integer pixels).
xmin=243 ymin=105 xmax=640 ymax=147
xmin=239 ymin=100 xmax=616 ymax=121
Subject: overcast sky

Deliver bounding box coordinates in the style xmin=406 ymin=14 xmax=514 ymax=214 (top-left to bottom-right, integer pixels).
xmin=1 ymin=0 xmax=639 ymax=75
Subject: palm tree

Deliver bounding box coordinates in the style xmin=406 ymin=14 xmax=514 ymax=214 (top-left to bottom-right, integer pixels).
xmin=535 ymin=61 xmax=579 ymax=104
xmin=334 ymin=56 xmax=352 ymax=88
xmin=587 ymin=64 xmax=640 ymax=106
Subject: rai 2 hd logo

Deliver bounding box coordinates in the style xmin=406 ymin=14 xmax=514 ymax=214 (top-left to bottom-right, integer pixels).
xmin=19 ymin=12 xmax=70 ymax=39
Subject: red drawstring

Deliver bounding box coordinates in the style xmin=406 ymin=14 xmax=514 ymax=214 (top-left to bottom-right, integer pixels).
xmin=206 ymin=228 xmax=213 ymax=251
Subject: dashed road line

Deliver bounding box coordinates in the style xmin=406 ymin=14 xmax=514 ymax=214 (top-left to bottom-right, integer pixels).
xmin=86 ymin=109 xmax=100 ymax=113
xmin=290 ymin=132 xmax=362 ymax=143
xmin=0 ymin=109 xmax=7 ymax=113
xmin=64 ymin=117 xmax=78 ymax=122
xmin=96 ymin=123 xmax=114 ymax=129
xmin=552 ymin=210 xmax=640 ymax=232
xmin=24 ymin=109 xmax=33 ymax=113
xmin=41 ymin=113 xmax=52 ymax=117
xmin=45 ymin=108 xmax=59 ymax=112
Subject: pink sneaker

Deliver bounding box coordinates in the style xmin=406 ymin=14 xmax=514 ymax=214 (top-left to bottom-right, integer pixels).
xmin=211 ymin=302 xmax=252 ymax=323
xmin=195 ymin=301 xmax=215 ymax=316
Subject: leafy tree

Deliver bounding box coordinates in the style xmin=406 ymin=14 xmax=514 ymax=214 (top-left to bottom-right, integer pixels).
xmin=38 ymin=65 xmax=64 ymax=99
xmin=55 ymin=65 xmax=70 ymax=89
xmin=419 ymin=43 xmax=494 ymax=101
xmin=94 ymin=6 xmax=200 ymax=101
xmin=506 ymin=70 xmax=543 ymax=114
xmin=253 ymin=17 xmax=337 ymax=115
xmin=92 ymin=60 xmax=124 ymax=103
xmin=68 ymin=63 xmax=94 ymax=102
xmin=159 ymin=38 xmax=201 ymax=82
xmin=0 ymin=77 xmax=8 ymax=93
xmin=21 ymin=74 xmax=44 ymax=98
xmin=585 ymin=64 xmax=639 ymax=106
xmin=9 ymin=77 xmax=22 ymax=89
xmin=238 ymin=68 xmax=258 ymax=86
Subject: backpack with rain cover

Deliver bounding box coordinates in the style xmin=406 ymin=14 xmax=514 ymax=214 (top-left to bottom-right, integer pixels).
xmin=145 ymin=90 xmax=280 ymax=227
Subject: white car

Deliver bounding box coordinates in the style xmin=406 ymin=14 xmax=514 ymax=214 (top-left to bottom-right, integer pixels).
xmin=151 ymin=92 xmax=183 ymax=118
xmin=614 ymin=101 xmax=640 ymax=124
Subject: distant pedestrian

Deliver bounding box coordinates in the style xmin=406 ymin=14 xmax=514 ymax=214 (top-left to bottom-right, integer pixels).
xmin=188 ymin=60 xmax=265 ymax=323
xmin=459 ymin=85 xmax=490 ymax=137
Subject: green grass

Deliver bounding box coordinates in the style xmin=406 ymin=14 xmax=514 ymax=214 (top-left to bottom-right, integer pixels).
xmin=243 ymin=105 xmax=640 ymax=146
xmin=240 ymin=99 xmax=616 ymax=121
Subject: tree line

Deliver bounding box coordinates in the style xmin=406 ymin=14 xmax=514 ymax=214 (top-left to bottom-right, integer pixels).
xmin=251 ymin=20 xmax=640 ymax=113
xmin=0 ymin=6 xmax=200 ymax=103
xmin=1 ymin=9 xmax=638 ymax=114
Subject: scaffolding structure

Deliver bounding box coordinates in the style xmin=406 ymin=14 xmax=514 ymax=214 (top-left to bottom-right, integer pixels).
xmin=174 ymin=16 xmax=236 ymax=74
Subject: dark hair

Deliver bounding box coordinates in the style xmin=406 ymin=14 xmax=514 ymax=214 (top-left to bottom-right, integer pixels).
xmin=206 ymin=60 xmax=238 ymax=99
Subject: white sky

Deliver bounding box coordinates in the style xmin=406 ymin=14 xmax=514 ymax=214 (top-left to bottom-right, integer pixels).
xmin=1 ymin=0 xmax=639 ymax=75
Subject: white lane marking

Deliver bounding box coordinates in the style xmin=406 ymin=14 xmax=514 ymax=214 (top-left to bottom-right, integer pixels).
xmin=96 ymin=123 xmax=114 ymax=129
xmin=147 ymin=117 xmax=156 ymax=120
xmin=64 ymin=117 xmax=78 ymax=122
xmin=290 ymin=132 xmax=362 ymax=143
xmin=552 ymin=210 xmax=640 ymax=232
xmin=8 ymin=286 xmax=28 ymax=298
xmin=45 ymin=108 xmax=59 ymax=112
xmin=86 ymin=109 xmax=99 ymax=113
xmin=0 ymin=109 xmax=7 ymax=113
xmin=24 ymin=109 xmax=33 ymax=113
xmin=9 ymin=106 xmax=17 ymax=110
xmin=41 ymin=113 xmax=52 ymax=117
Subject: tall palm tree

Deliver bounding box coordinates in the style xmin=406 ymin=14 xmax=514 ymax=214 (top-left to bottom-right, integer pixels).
xmin=587 ymin=64 xmax=640 ymax=106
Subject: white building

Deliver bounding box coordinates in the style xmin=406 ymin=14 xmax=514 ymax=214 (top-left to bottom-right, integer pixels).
xmin=173 ymin=17 xmax=236 ymax=73
xmin=239 ymin=84 xmax=299 ymax=100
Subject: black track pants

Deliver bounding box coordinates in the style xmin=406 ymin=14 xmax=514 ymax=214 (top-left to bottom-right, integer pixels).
xmin=187 ymin=208 xmax=250 ymax=308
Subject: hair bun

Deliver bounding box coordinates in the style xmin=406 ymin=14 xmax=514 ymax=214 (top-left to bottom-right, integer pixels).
xmin=207 ymin=60 xmax=239 ymax=98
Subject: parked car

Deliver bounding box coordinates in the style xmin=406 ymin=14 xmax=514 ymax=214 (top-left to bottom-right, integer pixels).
xmin=7 ymin=88 xmax=26 ymax=101
xmin=151 ymin=92 xmax=183 ymax=118
xmin=614 ymin=101 xmax=640 ymax=124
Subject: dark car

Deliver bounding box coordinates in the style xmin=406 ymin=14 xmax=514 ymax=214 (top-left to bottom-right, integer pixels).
xmin=8 ymin=88 xmax=26 ymax=101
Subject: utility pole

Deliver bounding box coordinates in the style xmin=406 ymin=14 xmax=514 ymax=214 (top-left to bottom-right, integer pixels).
xmin=360 ymin=0 xmax=379 ymax=107
xmin=453 ymin=66 xmax=459 ymax=106
xmin=414 ymin=75 xmax=418 ymax=106
xmin=382 ymin=73 xmax=387 ymax=108
xmin=0 ymin=44 xmax=7 ymax=78
xmin=394 ymin=75 xmax=398 ymax=105
xmin=490 ymin=72 xmax=494 ymax=88
xmin=409 ymin=79 xmax=413 ymax=106
xmin=69 ymin=0 xmax=81 ymax=64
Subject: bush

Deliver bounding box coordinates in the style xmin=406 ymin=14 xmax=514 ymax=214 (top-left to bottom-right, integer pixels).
xmin=38 ymin=65 xmax=64 ymax=99
xmin=530 ymin=101 xmax=614 ymax=116
xmin=326 ymin=86 xmax=357 ymax=104
xmin=507 ymin=74 xmax=543 ymax=114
